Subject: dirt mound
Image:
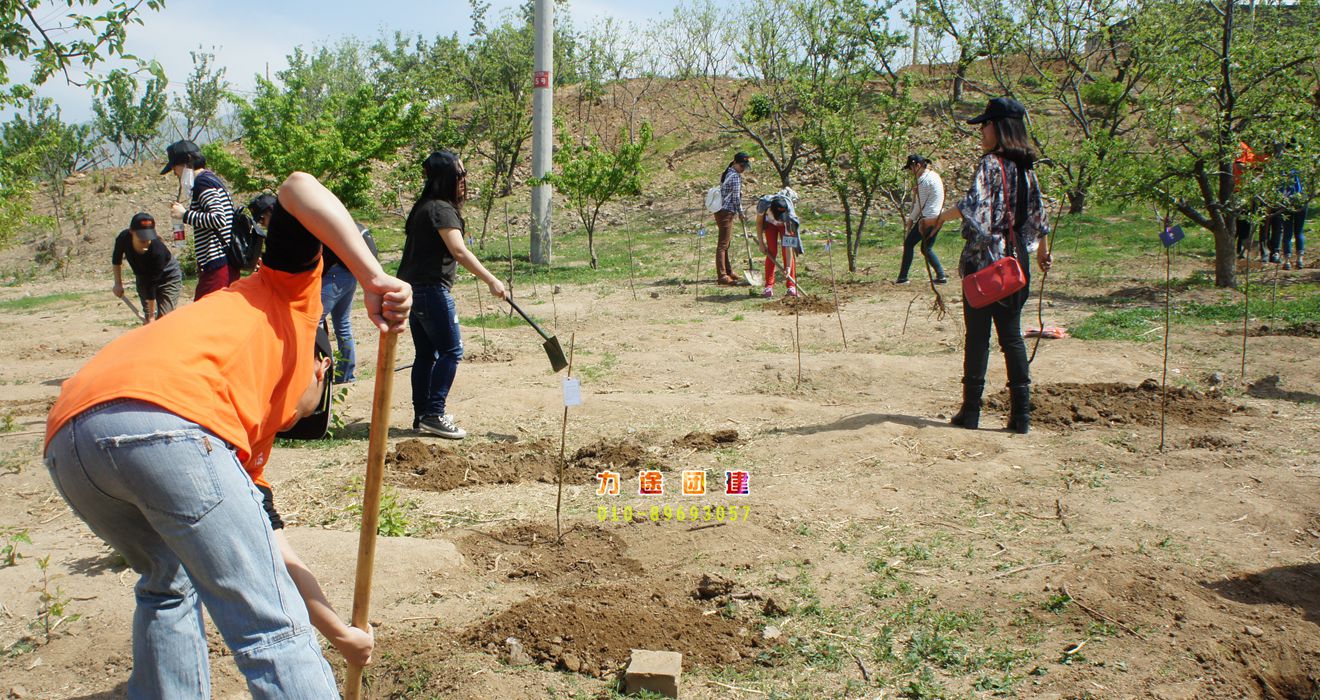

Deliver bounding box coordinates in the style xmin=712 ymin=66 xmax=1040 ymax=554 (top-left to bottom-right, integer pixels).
xmin=464 ymin=583 xmax=769 ymax=677
xmin=1060 ymin=553 xmax=1320 ymax=700
xmin=571 ymin=437 xmax=655 ymax=471
xmin=988 ymin=380 xmax=1244 ymax=429
xmin=764 ymin=294 xmax=838 ymax=315
xmin=1249 ymin=322 xmax=1320 ymax=338
xmin=387 ymin=438 xmax=561 ymax=493
xmin=458 ymin=522 xmax=641 ymax=581
xmin=673 ymin=429 xmax=741 ymax=450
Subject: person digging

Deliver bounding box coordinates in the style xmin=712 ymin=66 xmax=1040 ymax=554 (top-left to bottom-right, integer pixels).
xmin=112 ymin=212 xmax=183 ymax=324
xmin=45 ymin=171 xmax=410 ymax=699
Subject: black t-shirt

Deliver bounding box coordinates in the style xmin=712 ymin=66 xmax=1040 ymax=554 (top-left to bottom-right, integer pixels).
xmin=322 ymin=222 xmax=378 ymax=270
xmin=398 ymin=199 xmax=462 ymax=288
xmin=261 ymin=201 xmax=321 ymax=274
xmin=112 ymin=230 xmax=179 ymax=291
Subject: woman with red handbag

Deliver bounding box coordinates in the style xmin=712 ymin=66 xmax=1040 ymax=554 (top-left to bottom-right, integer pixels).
xmin=922 ymin=97 xmax=1053 ymax=434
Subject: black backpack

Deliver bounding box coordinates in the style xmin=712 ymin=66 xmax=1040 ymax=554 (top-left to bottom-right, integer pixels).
xmin=225 ymin=207 xmax=266 ymax=271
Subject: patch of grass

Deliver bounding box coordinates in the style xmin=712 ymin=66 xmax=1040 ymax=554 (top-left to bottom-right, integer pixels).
xmin=1072 ymin=292 xmax=1320 ymax=341
xmin=1042 ymin=592 xmax=1073 ymax=614
xmin=460 ymin=311 xmax=525 ymax=329
xmin=346 ymin=481 xmax=419 ymax=537
xmin=576 ymin=350 xmax=618 ymax=381
xmin=0 ymin=291 xmax=84 ymax=311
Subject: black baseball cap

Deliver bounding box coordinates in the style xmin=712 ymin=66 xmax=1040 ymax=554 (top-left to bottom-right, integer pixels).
xmin=903 ymin=154 xmax=931 ymax=170
xmin=967 ymin=97 xmax=1027 ymax=125
xmin=276 ymin=323 xmax=335 ymax=440
xmin=248 ymin=194 xmax=277 ymax=221
xmin=160 ymin=140 xmax=202 ymax=174
xmin=734 ymin=151 xmax=752 ymax=168
xmin=423 ymin=150 xmax=461 ymax=177
xmin=129 ymin=213 xmax=158 ymax=240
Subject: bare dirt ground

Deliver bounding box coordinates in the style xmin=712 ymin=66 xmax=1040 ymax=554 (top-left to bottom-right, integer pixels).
xmin=1 ymin=176 xmax=1318 ymax=698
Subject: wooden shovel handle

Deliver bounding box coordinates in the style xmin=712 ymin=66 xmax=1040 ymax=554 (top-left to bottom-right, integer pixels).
xmin=344 ymin=330 xmax=398 ymax=700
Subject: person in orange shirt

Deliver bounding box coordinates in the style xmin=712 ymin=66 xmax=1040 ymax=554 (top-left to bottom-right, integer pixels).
xmin=44 ymin=172 xmax=411 ymax=699
xmin=1234 ymin=141 xmax=1269 ymax=260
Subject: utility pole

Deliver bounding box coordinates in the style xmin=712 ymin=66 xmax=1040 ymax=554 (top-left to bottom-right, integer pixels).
xmin=530 ymin=0 xmax=554 ymax=264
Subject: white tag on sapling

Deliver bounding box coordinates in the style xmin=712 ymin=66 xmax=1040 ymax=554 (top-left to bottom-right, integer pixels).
xmin=562 ymin=377 xmax=582 ymax=407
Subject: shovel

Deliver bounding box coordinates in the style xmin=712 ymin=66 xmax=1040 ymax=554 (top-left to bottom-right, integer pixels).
xmin=739 ymin=216 xmax=764 ymax=288
xmin=506 ymin=297 xmax=569 ymax=372
xmin=119 ymin=296 xmax=144 ymax=323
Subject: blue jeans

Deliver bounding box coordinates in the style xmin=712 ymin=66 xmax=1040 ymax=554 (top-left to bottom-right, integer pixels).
xmin=44 ymin=400 xmax=339 ymax=700
xmin=897 ymin=223 xmax=945 ymax=281
xmin=1283 ymin=205 xmax=1307 ymax=257
xmin=409 ymin=284 xmax=463 ymax=418
xmin=320 ymin=264 xmax=357 ymax=383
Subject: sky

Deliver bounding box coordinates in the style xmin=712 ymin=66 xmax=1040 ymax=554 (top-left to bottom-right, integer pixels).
xmin=6 ymin=0 xmax=685 ymax=124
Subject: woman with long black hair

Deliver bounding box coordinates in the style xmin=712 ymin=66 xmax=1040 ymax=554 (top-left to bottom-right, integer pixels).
xmin=922 ymin=98 xmax=1053 ymax=434
xmin=398 ymin=150 xmax=506 ymax=439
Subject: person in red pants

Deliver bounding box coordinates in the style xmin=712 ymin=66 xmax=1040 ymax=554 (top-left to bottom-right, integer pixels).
xmin=756 ymin=197 xmax=798 ymax=298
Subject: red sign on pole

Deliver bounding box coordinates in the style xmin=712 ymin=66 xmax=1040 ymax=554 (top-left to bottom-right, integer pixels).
xmin=534 ymin=70 xmax=550 ymax=88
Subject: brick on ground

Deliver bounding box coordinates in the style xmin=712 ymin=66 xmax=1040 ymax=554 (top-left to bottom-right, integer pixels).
xmin=624 ymin=649 xmax=682 ymax=698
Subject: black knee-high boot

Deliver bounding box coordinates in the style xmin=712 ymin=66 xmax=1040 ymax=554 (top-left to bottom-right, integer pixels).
xmin=951 ymin=379 xmax=984 ymax=429
xmin=1006 ymin=383 xmax=1031 ymax=434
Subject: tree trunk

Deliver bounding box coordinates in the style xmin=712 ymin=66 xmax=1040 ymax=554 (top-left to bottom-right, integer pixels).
xmin=842 ymin=202 xmax=857 ymax=273
xmin=953 ymin=51 xmax=970 ymax=103
xmin=588 ymin=227 xmax=598 ymax=269
xmin=1067 ymin=189 xmax=1086 ymax=214
xmin=1214 ymin=220 xmax=1236 ymax=288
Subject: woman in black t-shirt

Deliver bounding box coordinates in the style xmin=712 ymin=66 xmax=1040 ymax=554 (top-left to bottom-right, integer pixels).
xmin=397 ymin=150 xmax=506 ymax=439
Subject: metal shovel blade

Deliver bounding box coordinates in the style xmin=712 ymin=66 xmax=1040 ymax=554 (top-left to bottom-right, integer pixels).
xmin=743 ymin=269 xmax=764 ymax=288
xmin=543 ymin=337 xmax=568 ymax=372
xmin=507 ymin=297 xmax=569 ymax=372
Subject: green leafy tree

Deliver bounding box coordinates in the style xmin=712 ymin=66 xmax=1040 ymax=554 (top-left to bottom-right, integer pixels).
xmin=913 ymin=0 xmax=995 ymax=104
xmin=796 ymin=0 xmax=918 ymax=272
xmin=1126 ymin=0 xmax=1318 ymax=287
xmin=207 ymin=40 xmax=423 ymax=210
xmin=92 ymin=63 xmax=168 ymax=165
xmin=547 ymin=122 xmax=652 ymax=269
xmin=170 ymin=48 xmax=229 ymax=142
xmin=3 ymin=98 xmax=103 ymax=198
xmin=370 ymin=31 xmax=470 ymax=212
xmin=981 ymin=0 xmax=1147 ymax=214
xmin=723 ymin=0 xmax=808 ymax=187
xmin=0 ymin=150 xmax=35 ymax=247
xmin=0 ymin=0 xmax=165 ymax=102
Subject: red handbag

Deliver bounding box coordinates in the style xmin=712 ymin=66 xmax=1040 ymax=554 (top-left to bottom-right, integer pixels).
xmin=962 ymin=158 xmax=1027 ymax=308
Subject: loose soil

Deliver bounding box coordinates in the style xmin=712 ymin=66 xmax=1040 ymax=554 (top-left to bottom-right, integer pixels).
xmin=388 ymin=438 xmax=563 ymax=493
xmin=763 ymin=294 xmax=839 ymax=315
xmin=464 ymin=348 xmax=516 ymax=363
xmin=462 ymin=582 xmax=771 ymax=678
xmin=987 ymin=379 xmax=1246 ymax=429
xmin=457 ymin=522 xmax=641 ymax=582
xmin=571 ymin=437 xmax=663 ymax=472
xmin=1250 ymin=322 xmax=1320 ymax=338
xmin=673 ymin=429 xmax=741 ymax=450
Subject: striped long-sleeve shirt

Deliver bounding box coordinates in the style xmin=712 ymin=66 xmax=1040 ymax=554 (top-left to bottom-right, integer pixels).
xmin=186 ymin=170 xmax=234 ymax=271
xmin=909 ymin=170 xmax=945 ymax=223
